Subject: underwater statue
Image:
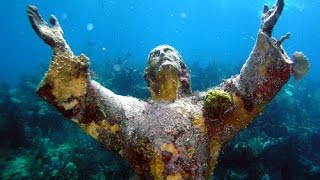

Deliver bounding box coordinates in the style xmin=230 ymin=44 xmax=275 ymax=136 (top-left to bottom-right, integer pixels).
xmin=28 ymin=0 xmax=310 ymax=179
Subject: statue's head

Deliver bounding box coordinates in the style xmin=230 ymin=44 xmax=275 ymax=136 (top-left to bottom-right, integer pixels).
xmin=144 ymin=45 xmax=191 ymax=101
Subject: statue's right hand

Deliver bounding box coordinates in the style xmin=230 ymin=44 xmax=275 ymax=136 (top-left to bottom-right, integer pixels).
xmin=28 ymin=5 xmax=64 ymax=49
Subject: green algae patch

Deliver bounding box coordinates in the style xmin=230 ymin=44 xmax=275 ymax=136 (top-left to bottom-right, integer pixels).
xmin=203 ymin=89 xmax=234 ymax=120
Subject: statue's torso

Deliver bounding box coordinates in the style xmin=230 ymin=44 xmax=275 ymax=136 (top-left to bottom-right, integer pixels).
xmin=123 ymin=97 xmax=212 ymax=179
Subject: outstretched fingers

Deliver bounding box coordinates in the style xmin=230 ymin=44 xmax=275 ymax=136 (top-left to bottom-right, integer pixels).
xmin=263 ymin=4 xmax=269 ymax=14
xmin=27 ymin=5 xmax=63 ymax=48
xmin=50 ymin=15 xmax=63 ymax=34
xmin=28 ymin=5 xmax=49 ymax=35
xmin=261 ymin=0 xmax=285 ymax=36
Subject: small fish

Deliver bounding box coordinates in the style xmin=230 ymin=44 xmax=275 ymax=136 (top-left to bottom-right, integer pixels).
xmin=88 ymin=40 xmax=96 ymax=46
xmin=284 ymin=89 xmax=293 ymax=96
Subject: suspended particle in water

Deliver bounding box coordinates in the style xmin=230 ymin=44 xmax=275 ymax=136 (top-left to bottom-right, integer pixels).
xmin=87 ymin=23 xmax=94 ymax=31
xmin=61 ymin=12 xmax=68 ymax=20
xmin=101 ymin=47 xmax=107 ymax=51
xmin=180 ymin=12 xmax=187 ymax=19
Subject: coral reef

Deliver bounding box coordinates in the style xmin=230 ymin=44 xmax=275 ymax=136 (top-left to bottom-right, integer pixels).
xmin=213 ymin=81 xmax=320 ymax=179
xmin=203 ymin=89 xmax=234 ymax=120
xmin=0 ymin=72 xmax=134 ymax=180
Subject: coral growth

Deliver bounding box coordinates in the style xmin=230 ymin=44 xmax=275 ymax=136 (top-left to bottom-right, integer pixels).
xmin=291 ymin=51 xmax=310 ymax=80
xmin=203 ymin=89 xmax=234 ymax=120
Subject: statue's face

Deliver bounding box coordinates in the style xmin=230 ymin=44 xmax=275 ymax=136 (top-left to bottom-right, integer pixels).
xmin=148 ymin=45 xmax=182 ymax=73
xmin=144 ymin=45 xmax=191 ymax=101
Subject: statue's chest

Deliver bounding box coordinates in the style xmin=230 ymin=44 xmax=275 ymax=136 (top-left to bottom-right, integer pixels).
xmin=143 ymin=102 xmax=205 ymax=144
xmin=125 ymin=100 xmax=210 ymax=178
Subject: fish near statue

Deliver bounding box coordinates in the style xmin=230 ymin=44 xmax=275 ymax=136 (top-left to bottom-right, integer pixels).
xmin=27 ymin=0 xmax=310 ymax=179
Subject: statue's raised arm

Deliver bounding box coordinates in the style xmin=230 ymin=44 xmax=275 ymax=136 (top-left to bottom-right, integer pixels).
xmin=28 ymin=6 xmax=147 ymax=153
xmin=207 ymin=0 xmax=310 ymax=145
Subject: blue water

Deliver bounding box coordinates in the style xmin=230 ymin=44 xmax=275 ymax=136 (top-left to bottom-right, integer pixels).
xmin=1 ymin=0 xmax=319 ymax=85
